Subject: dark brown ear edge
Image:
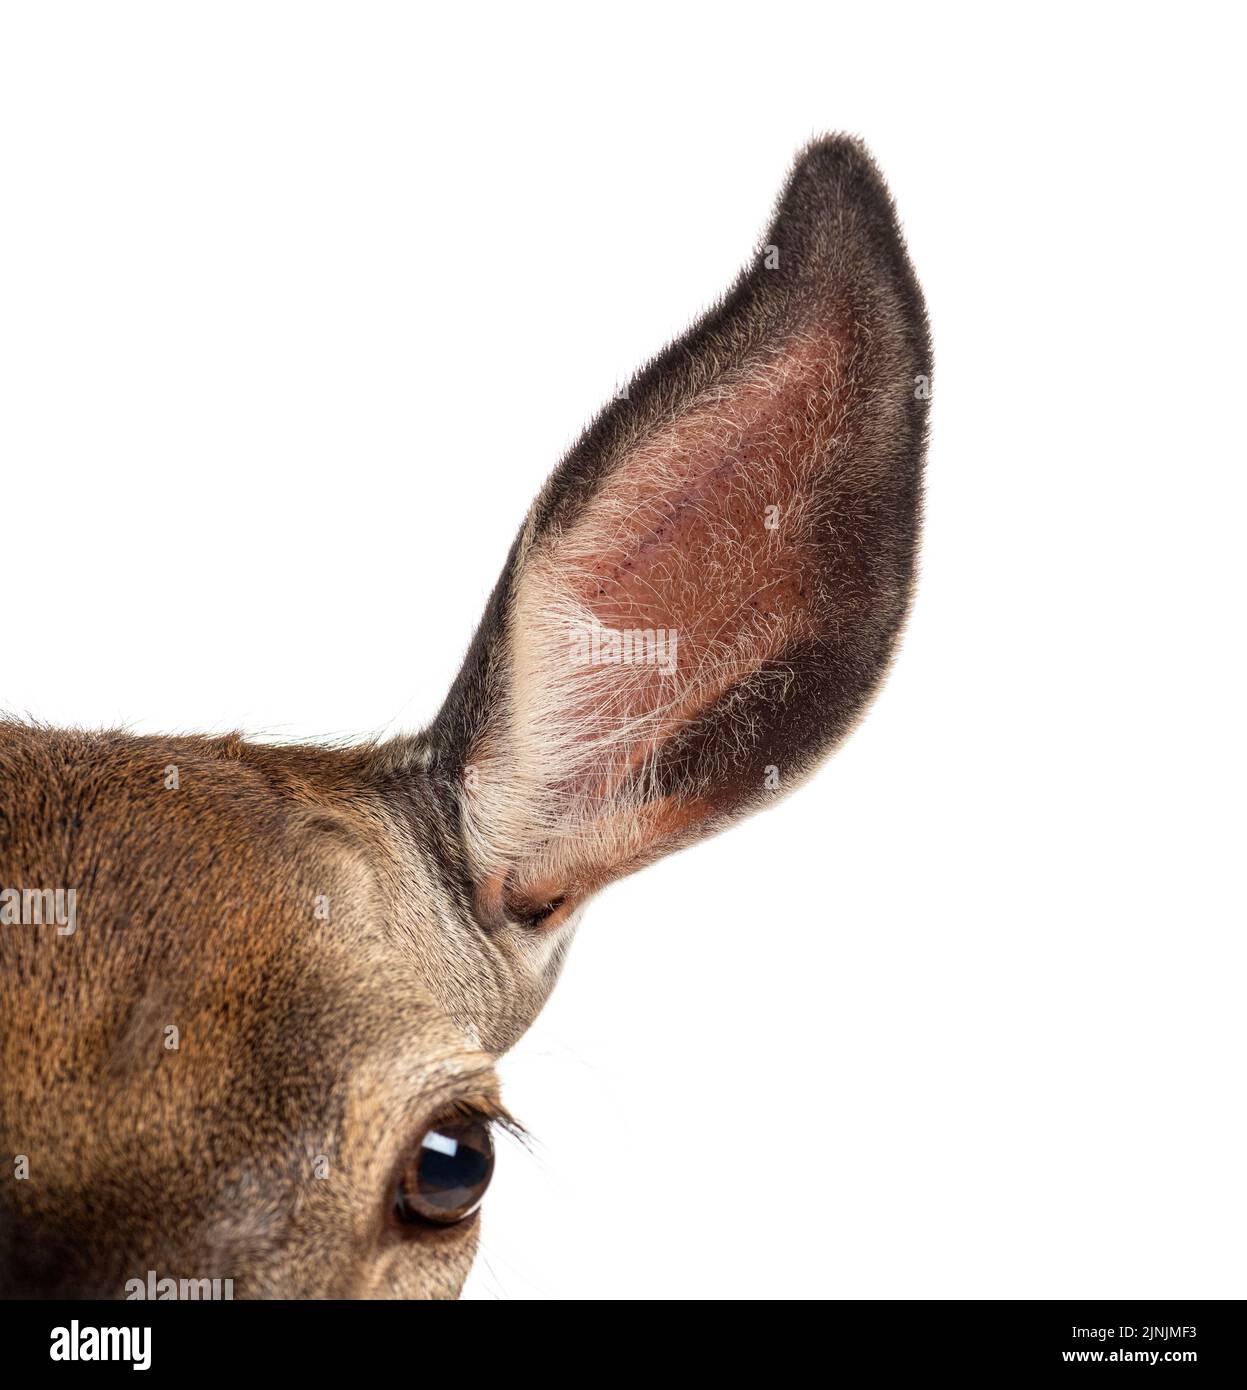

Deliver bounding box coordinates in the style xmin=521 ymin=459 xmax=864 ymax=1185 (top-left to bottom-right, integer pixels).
xmin=427 ymin=135 xmax=930 ymax=790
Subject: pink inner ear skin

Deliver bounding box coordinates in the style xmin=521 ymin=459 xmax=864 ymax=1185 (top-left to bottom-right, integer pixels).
xmin=468 ymin=312 xmax=887 ymax=912
xmin=540 ymin=324 xmax=858 ymax=772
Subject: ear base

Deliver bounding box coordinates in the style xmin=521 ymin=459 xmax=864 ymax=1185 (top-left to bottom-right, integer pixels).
xmin=430 ymin=135 xmax=930 ymax=922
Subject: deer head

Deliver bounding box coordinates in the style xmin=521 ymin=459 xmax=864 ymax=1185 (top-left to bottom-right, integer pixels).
xmin=0 ymin=136 xmax=930 ymax=1299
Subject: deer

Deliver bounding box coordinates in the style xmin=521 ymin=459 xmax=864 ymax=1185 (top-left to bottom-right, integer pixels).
xmin=0 ymin=135 xmax=930 ymax=1299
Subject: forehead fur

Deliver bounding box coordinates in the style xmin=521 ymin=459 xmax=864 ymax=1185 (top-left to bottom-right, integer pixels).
xmin=0 ymin=722 xmax=519 ymax=1296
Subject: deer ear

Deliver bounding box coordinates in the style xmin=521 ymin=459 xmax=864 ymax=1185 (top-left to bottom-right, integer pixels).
xmin=430 ymin=136 xmax=930 ymax=929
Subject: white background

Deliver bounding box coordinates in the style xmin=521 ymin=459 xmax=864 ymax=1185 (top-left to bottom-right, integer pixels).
xmin=2 ymin=4 xmax=1243 ymax=1299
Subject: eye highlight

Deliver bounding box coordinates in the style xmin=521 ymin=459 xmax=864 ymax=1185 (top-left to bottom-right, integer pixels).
xmin=393 ymin=1115 xmax=495 ymax=1226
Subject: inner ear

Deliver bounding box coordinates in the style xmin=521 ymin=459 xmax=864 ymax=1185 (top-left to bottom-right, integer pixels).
xmin=486 ymin=316 xmax=869 ymax=900
xmin=522 ymin=321 xmax=855 ymax=759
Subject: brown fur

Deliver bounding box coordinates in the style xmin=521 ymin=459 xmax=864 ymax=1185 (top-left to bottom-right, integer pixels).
xmin=0 ymin=136 xmax=929 ymax=1298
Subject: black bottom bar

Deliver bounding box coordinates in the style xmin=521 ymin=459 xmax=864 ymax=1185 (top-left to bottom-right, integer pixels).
xmin=0 ymin=1298 xmax=1238 ymax=1376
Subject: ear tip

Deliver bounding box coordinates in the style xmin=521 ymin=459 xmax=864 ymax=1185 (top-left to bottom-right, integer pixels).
xmin=770 ymin=134 xmax=930 ymax=360
xmin=796 ymin=131 xmax=877 ymax=169
xmin=782 ymin=132 xmax=898 ymax=221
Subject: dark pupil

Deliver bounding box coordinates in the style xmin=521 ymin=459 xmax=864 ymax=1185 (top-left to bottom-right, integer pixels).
xmin=415 ymin=1126 xmax=490 ymax=1214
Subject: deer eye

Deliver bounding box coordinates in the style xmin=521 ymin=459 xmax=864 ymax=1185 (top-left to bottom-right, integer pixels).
xmin=393 ymin=1116 xmax=495 ymax=1226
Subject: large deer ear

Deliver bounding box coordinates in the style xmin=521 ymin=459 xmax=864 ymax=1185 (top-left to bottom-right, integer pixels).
xmin=430 ymin=136 xmax=930 ymax=930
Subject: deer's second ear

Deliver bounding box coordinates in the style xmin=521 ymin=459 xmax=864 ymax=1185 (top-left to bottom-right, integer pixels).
xmin=429 ymin=135 xmax=930 ymax=930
